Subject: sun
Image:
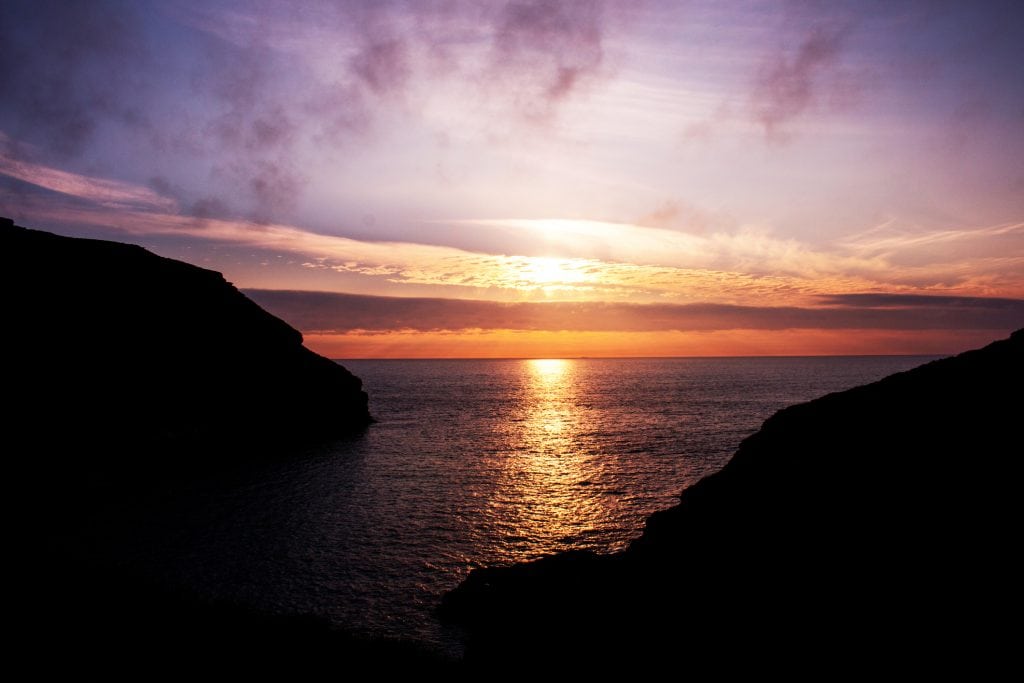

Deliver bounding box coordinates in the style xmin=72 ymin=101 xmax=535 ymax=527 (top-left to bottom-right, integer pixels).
xmin=528 ymin=358 xmax=569 ymax=379
xmin=514 ymin=256 xmax=590 ymax=292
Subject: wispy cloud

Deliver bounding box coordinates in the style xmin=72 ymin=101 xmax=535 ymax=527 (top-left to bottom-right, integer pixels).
xmin=452 ymin=218 xmax=1024 ymax=295
xmin=834 ymin=220 xmax=1024 ymax=292
xmin=3 ymin=154 xmax=1022 ymax=304
xmin=0 ymin=142 xmax=177 ymax=212
xmin=839 ymin=221 xmax=1024 ymax=258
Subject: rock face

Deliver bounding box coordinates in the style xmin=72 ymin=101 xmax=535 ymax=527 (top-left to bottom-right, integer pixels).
xmin=2 ymin=217 xmax=370 ymax=457
xmin=2 ymin=219 xmax=443 ymax=673
xmin=442 ymin=330 xmax=1023 ymax=670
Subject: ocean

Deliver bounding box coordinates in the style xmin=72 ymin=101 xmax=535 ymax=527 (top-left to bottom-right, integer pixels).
xmin=72 ymin=356 xmax=935 ymax=655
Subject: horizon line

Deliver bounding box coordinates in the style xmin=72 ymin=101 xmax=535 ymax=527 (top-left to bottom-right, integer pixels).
xmin=331 ymin=353 xmax=947 ymax=361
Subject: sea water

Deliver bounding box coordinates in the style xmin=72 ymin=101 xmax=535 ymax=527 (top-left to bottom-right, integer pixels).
xmin=77 ymin=356 xmax=935 ymax=653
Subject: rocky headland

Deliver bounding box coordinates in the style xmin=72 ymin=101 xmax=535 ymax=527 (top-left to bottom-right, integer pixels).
xmin=442 ymin=329 xmax=1022 ymax=671
xmin=3 ymin=217 xmax=370 ymax=461
xmin=4 ymin=218 xmax=416 ymax=672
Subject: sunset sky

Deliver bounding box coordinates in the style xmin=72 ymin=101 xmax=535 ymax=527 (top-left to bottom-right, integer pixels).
xmin=2 ymin=0 xmax=1022 ymax=357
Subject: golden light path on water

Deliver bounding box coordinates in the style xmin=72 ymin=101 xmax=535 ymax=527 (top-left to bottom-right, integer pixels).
xmin=487 ymin=358 xmax=626 ymax=558
xmin=98 ymin=356 xmax=935 ymax=650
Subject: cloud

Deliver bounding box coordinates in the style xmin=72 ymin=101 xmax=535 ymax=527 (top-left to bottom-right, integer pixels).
xmin=839 ymin=221 xmax=1024 ymax=259
xmin=820 ymin=293 xmax=1024 ymax=310
xmin=176 ymin=0 xmax=615 ymax=122
xmin=635 ymin=200 xmax=736 ymax=234
xmin=833 ymin=220 xmax=1024 ymax=292
xmin=245 ymin=289 xmax=1024 ymax=334
xmin=488 ymin=0 xmax=607 ymax=118
xmin=0 ymin=1 xmax=151 ymax=159
xmin=4 ymin=154 xmax=1022 ymax=303
xmin=0 ymin=0 xmax=623 ymax=224
xmin=350 ymin=37 xmax=411 ymax=96
xmin=749 ymin=23 xmax=854 ymax=140
xmin=0 ymin=0 xmax=314 ymax=222
xmin=452 ymin=218 xmax=1003 ymax=290
xmin=0 ymin=142 xmax=177 ymax=212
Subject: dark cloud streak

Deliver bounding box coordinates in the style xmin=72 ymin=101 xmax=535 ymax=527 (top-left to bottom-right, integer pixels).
xmin=820 ymin=293 xmax=1024 ymax=310
xmin=245 ymin=290 xmax=1024 ymax=334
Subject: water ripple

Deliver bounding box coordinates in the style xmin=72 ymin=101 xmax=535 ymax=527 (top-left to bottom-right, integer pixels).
xmin=80 ymin=356 xmax=934 ymax=655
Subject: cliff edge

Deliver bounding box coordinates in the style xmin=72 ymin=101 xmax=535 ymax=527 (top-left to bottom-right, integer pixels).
xmin=442 ymin=330 xmax=1023 ymax=671
xmin=2 ymin=217 xmax=370 ymax=457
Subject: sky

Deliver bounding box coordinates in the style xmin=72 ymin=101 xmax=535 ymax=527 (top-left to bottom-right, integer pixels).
xmin=2 ymin=0 xmax=1022 ymax=357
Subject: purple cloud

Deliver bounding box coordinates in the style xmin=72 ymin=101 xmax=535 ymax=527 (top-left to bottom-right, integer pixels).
xmin=351 ymin=38 xmax=411 ymax=96
xmin=749 ymin=23 xmax=852 ymax=140
xmin=488 ymin=0 xmax=607 ymax=118
xmin=0 ymin=1 xmax=152 ymax=159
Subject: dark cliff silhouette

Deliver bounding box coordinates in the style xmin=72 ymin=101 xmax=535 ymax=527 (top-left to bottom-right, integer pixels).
xmin=442 ymin=330 xmax=1023 ymax=672
xmin=3 ymin=218 xmax=453 ymax=673
xmin=3 ymin=216 xmax=369 ymax=460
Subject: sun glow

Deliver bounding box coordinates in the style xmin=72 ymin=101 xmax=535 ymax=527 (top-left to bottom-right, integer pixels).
xmin=528 ymin=358 xmax=570 ymax=381
xmin=511 ymin=257 xmax=592 ymax=293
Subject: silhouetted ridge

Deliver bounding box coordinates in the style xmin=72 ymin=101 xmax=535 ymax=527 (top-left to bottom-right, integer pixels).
xmin=2 ymin=216 xmax=370 ymax=455
xmin=442 ymin=330 xmax=1023 ymax=672
xmin=2 ymin=218 xmax=455 ymax=673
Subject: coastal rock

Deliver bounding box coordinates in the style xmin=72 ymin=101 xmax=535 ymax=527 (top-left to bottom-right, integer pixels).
xmin=442 ymin=329 xmax=1023 ymax=670
xmin=2 ymin=217 xmax=370 ymax=458
xmin=1 ymin=218 xmax=446 ymax=672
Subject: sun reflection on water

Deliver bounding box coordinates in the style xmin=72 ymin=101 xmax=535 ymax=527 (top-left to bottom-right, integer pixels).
xmin=529 ymin=358 xmax=570 ymax=381
xmin=487 ymin=358 xmax=623 ymax=560
xmin=527 ymin=359 xmax=569 ymax=435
